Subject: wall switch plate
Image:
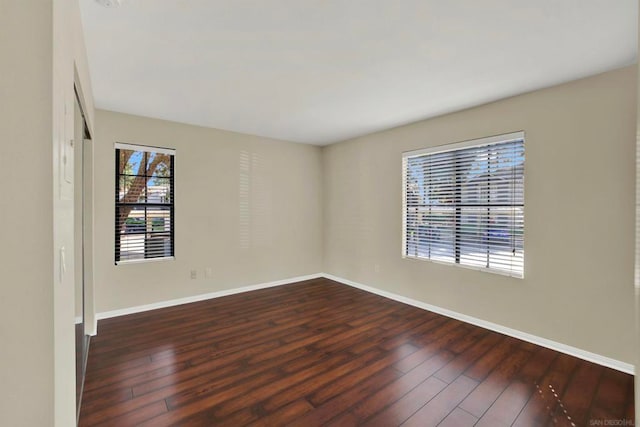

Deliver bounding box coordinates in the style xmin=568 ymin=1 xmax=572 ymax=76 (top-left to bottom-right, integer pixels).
xmin=190 ymin=270 xmax=197 ymax=279
xmin=205 ymin=268 xmax=212 ymax=278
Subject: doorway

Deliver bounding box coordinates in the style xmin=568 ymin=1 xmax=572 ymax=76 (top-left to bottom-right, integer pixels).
xmin=74 ymin=87 xmax=92 ymax=422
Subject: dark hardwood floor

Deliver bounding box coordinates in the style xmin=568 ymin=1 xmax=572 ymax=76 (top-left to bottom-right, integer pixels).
xmin=79 ymin=278 xmax=635 ymax=426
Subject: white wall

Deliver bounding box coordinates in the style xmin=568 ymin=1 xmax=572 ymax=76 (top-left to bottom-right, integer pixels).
xmin=93 ymin=110 xmax=323 ymax=313
xmin=323 ymin=66 xmax=637 ymax=365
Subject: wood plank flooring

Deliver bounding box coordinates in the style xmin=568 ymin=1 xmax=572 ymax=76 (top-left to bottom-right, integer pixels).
xmin=79 ymin=278 xmax=635 ymax=426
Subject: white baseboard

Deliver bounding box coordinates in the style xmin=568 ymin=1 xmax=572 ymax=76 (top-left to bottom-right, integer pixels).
xmin=96 ymin=273 xmax=323 ymax=320
xmin=86 ymin=316 xmax=98 ymax=336
xmin=75 ymin=316 xmax=97 ymax=336
xmin=321 ymin=273 xmax=635 ymax=375
xmin=94 ymin=271 xmax=634 ymax=375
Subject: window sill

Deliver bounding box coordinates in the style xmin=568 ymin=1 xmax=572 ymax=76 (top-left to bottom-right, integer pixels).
xmin=116 ymin=256 xmax=175 ymax=266
xmin=402 ymin=254 xmax=523 ymax=279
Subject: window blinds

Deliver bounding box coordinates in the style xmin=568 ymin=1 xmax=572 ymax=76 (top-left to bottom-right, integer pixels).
xmin=115 ymin=143 xmax=175 ymax=263
xmin=403 ymin=132 xmax=524 ymax=277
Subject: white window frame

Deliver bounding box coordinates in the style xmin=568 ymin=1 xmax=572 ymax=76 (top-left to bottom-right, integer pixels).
xmin=402 ymin=131 xmax=525 ymax=278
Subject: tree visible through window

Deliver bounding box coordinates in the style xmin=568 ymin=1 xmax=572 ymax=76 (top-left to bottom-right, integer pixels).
xmin=403 ymin=133 xmax=524 ymax=277
xmin=115 ymin=143 xmax=175 ymax=263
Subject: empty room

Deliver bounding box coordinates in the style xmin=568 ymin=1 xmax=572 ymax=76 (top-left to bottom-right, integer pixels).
xmin=2 ymin=0 xmax=639 ymax=426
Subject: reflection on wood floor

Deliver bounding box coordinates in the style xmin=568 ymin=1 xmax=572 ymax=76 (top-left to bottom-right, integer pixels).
xmin=79 ymin=278 xmax=635 ymax=426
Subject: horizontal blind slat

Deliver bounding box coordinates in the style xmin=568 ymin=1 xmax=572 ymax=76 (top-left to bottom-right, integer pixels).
xmin=403 ymin=136 xmax=524 ymax=277
xmin=116 ymin=147 xmax=175 ymax=262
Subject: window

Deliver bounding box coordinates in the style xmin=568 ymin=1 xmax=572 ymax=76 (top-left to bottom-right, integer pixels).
xmin=402 ymin=132 xmax=524 ymax=277
xmin=115 ymin=143 xmax=175 ymax=263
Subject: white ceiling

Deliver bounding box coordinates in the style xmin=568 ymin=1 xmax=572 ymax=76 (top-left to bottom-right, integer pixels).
xmin=79 ymin=0 xmax=637 ymax=145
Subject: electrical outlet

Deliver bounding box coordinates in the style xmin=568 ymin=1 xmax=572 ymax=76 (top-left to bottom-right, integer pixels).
xmin=205 ymin=267 xmax=212 ymax=278
xmin=190 ymin=269 xmax=197 ymax=280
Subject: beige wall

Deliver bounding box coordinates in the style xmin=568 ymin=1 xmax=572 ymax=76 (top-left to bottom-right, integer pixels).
xmin=0 ymin=0 xmax=95 ymax=426
xmin=93 ymin=110 xmax=323 ymax=313
xmin=0 ymin=3 xmax=55 ymax=426
xmin=53 ymin=0 xmax=96 ymax=424
xmin=635 ymin=0 xmax=640 ymax=407
xmin=323 ymin=66 xmax=637 ymax=365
